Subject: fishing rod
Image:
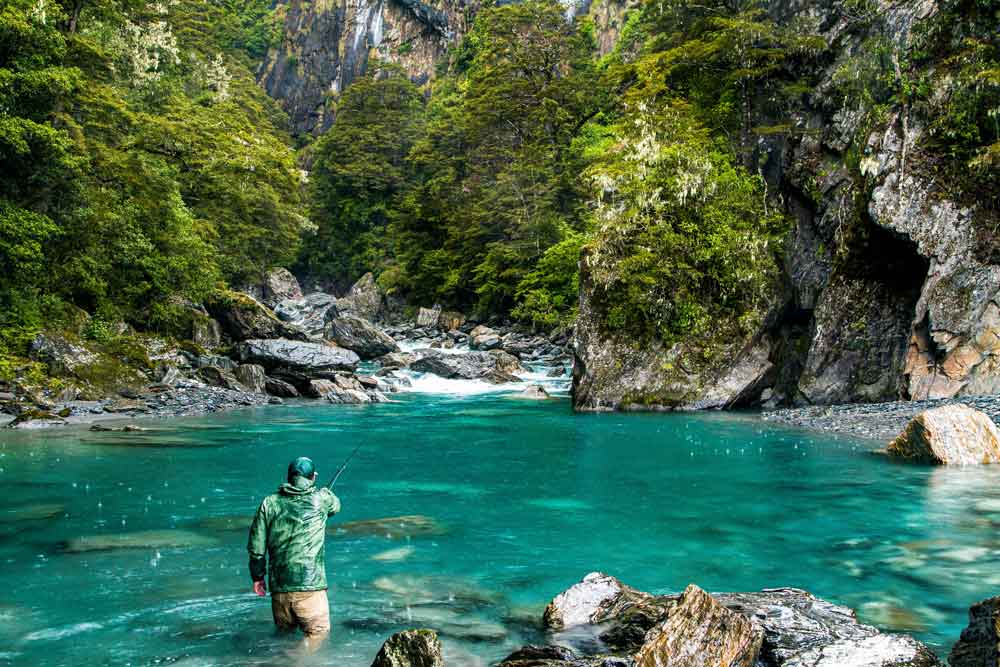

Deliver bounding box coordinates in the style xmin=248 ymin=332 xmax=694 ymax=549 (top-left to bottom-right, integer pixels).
xmin=326 ymin=442 xmax=365 ymax=489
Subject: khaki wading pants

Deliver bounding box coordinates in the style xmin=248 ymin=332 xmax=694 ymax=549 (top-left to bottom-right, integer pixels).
xmin=271 ymin=589 xmax=331 ymax=637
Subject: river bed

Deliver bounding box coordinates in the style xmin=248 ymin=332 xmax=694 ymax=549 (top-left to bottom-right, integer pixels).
xmin=1 ymin=383 xmax=998 ymax=665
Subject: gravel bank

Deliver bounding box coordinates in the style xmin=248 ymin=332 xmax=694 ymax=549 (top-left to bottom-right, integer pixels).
xmin=762 ymin=395 xmax=1000 ymax=441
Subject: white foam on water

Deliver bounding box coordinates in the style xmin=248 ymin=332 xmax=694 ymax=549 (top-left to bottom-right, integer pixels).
xmin=23 ymin=622 xmax=103 ymax=642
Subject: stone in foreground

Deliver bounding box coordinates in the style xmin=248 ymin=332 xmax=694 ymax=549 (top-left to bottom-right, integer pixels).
xmin=635 ymin=584 xmax=762 ymax=667
xmin=886 ymin=404 xmax=1000 ymax=465
xmin=543 ymin=572 xmax=650 ymax=629
xmin=371 ymin=629 xmax=443 ymax=667
xmin=519 ymin=385 xmax=550 ymax=399
xmin=949 ymin=595 xmax=1000 ymax=667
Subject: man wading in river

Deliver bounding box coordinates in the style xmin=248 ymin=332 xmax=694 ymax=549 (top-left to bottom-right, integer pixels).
xmin=248 ymin=457 xmax=341 ymax=645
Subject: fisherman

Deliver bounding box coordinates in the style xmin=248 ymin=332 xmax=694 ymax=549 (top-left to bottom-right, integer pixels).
xmin=248 ymin=456 xmax=341 ymax=644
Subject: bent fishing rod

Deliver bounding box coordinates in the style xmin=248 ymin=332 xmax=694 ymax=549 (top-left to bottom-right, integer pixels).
xmin=326 ymin=442 xmax=365 ymax=489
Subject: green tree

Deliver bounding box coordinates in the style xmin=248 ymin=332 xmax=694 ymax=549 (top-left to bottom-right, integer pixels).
xmin=299 ymin=63 xmax=424 ymax=290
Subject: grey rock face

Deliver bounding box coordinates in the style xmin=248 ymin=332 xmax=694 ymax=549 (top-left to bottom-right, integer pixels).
xmin=262 ymin=268 xmax=303 ymax=307
xmin=234 ymin=364 xmax=267 ymax=393
xmin=196 ymin=366 xmax=248 ymax=392
xmin=237 ymin=338 xmax=360 ymax=373
xmin=29 ymin=334 xmax=97 ymax=376
xmin=336 ymin=273 xmax=384 ymax=322
xmin=205 ymin=292 xmax=307 ymax=342
xmin=371 ymin=628 xmax=443 ymax=667
xmin=949 ymin=595 xmax=1000 ymax=667
xmin=325 ymin=315 xmax=400 ymax=359
xmin=275 ymin=292 xmax=339 ymax=338
xmin=416 ymin=307 xmax=442 ymax=328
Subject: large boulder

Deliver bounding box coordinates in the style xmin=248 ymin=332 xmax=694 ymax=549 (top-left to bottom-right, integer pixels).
xmin=337 ymin=273 xmax=383 ymax=322
xmin=262 ymin=268 xmax=303 ymax=307
xmin=543 ymin=572 xmax=650 ymax=629
xmin=197 ymin=366 xmax=248 ymax=392
xmin=325 ymin=315 xmax=400 ymax=359
xmin=307 ymin=375 xmax=388 ymax=404
xmin=949 ymin=596 xmax=1000 ymax=667
xmin=237 ymin=338 xmax=359 ymax=373
xmin=538 ymin=575 xmax=940 ymax=667
xmin=264 ymin=376 xmax=300 ymax=397
xmin=886 ymin=404 xmax=1000 ymax=465
xmin=437 ymin=311 xmax=465 ymax=331
xmin=490 ymin=350 xmax=528 ymax=375
xmin=416 ymin=307 xmax=441 ymax=328
xmin=205 ymin=290 xmax=307 ymax=342
xmin=274 ymin=292 xmax=339 ymax=338
xmin=635 ymin=584 xmax=762 ymax=667
xmin=371 ymin=629 xmax=443 ymax=667
xmin=234 ymin=364 xmax=266 ymax=393
xmin=409 ymin=350 xmax=496 ymax=380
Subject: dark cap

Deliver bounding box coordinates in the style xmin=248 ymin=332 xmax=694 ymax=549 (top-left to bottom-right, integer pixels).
xmin=287 ymin=456 xmax=316 ymax=481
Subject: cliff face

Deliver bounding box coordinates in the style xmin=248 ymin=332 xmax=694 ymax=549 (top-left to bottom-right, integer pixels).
xmin=574 ymin=0 xmax=1000 ymax=411
xmin=260 ymin=0 xmax=630 ymax=135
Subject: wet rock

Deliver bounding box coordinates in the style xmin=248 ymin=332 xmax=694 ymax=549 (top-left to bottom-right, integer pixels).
xmin=325 ymin=315 xmax=400 ymax=359
xmin=237 ymin=338 xmax=359 ymax=373
xmin=547 ymin=366 xmax=567 ymax=378
xmin=780 ymin=634 xmax=940 ymax=667
xmin=377 ymin=352 xmax=418 ymax=370
xmin=410 ymin=349 xmax=523 ymax=380
xmin=472 ymin=333 xmax=502 ymax=351
xmin=262 ymin=268 xmax=303 ymax=306
xmin=543 ymin=572 xmax=650 ymax=629
xmin=336 ymin=273 xmax=383 ymax=322
xmin=329 ymin=515 xmax=445 ymax=539
xmin=490 ymin=350 xmax=528 ymax=375
xmin=371 ymin=629 xmax=443 ymax=667
xmin=518 ymin=385 xmax=550 ymax=400
xmin=234 ymin=364 xmax=266 ymax=393
xmin=264 ymin=376 xmax=299 ymax=397
xmin=416 ymin=307 xmax=441 ymax=328
xmin=635 ymin=584 xmax=762 ymax=667
xmin=62 ymin=529 xmax=219 ymax=553
xmin=949 ymin=595 xmax=1000 ymax=667
xmin=483 ymin=370 xmax=522 ymax=384
xmin=887 ymin=404 xmax=1000 ymax=465
xmin=0 ymin=503 xmax=65 ymax=523
xmin=197 ymin=366 xmax=248 ymax=392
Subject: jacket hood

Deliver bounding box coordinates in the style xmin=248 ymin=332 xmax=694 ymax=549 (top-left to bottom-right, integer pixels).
xmin=279 ymin=475 xmax=317 ymax=496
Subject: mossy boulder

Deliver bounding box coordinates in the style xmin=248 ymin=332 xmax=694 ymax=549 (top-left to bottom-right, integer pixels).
xmin=205 ymin=290 xmax=308 ymax=342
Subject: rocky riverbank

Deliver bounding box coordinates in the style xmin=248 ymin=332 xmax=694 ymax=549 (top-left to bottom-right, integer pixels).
xmin=762 ymin=395 xmax=1000 ymax=441
xmin=364 ymin=572 xmax=1000 ymax=667
xmin=2 ymin=269 xmax=571 ymax=429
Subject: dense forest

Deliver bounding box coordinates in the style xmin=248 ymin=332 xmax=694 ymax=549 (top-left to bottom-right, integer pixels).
xmin=2 ymin=0 xmax=998 ymax=384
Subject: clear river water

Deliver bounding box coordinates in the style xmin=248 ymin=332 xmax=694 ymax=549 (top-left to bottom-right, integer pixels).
xmin=2 ymin=375 xmax=999 ymax=666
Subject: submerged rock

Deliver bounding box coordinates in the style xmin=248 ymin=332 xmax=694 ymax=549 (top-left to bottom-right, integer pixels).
xmin=518 ymin=385 xmax=550 ymax=400
xmin=89 ymin=424 xmax=146 ymax=432
xmin=62 ymin=529 xmax=219 ymax=553
xmin=325 ymin=315 xmax=400 ymax=359
xmin=371 ymin=546 xmax=415 ymax=562
xmin=636 ymin=584 xmax=762 ymax=667
xmin=887 ymin=404 xmax=1000 ymax=465
xmin=0 ymin=503 xmax=65 ymax=523
xmin=330 ymin=515 xmax=445 ymax=539
xmin=371 ymin=629 xmax=443 ymax=667
xmin=949 ymin=595 xmax=1000 ymax=667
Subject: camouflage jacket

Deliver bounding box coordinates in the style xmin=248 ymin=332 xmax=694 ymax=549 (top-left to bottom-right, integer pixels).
xmin=247 ymin=477 xmax=341 ymax=593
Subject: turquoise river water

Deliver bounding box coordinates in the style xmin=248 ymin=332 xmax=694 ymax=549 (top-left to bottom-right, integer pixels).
xmin=2 ymin=387 xmax=1000 ymax=665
